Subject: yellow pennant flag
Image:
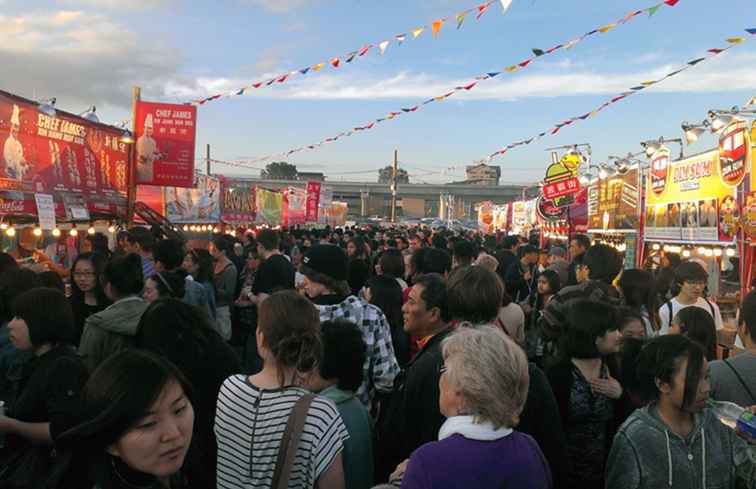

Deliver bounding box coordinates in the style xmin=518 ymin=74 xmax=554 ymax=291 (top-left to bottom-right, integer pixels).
xmin=726 ymin=37 xmax=745 ymax=44
xmin=455 ymin=12 xmax=467 ymax=29
xmin=598 ymin=23 xmax=616 ymax=33
xmin=641 ymin=80 xmax=656 ymax=87
xmin=432 ymin=19 xmax=445 ymax=37
xmin=412 ymin=27 xmax=425 ymax=39
xmin=312 ymin=63 xmax=325 ymax=72
xmin=504 ymin=65 xmax=519 ymax=73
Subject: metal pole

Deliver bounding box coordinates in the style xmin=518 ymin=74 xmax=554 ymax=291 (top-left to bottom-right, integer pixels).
xmin=391 ymin=149 xmax=398 ymax=223
xmin=126 ymin=86 xmax=141 ymax=227
xmin=206 ymin=144 xmax=211 ymax=176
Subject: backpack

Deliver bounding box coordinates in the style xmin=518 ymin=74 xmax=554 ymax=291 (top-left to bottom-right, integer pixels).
xmin=664 ymin=298 xmax=716 ymax=329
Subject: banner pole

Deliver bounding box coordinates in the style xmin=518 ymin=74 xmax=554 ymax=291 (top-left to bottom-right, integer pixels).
xmin=126 ymin=86 xmax=141 ymax=227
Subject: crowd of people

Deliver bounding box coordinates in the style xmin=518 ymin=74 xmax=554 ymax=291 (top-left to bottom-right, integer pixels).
xmin=0 ymin=223 xmax=753 ymax=489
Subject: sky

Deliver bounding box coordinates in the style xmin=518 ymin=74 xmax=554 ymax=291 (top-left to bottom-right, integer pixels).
xmin=1 ymin=0 xmax=755 ymax=184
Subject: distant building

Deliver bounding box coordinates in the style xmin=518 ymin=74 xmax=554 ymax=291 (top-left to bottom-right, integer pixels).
xmin=297 ymin=171 xmax=325 ymax=182
xmin=465 ymin=164 xmax=501 ymax=185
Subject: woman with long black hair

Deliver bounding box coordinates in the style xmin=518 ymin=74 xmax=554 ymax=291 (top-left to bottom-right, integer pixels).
xmin=69 ymin=252 xmax=110 ymax=345
xmin=619 ymin=269 xmax=660 ymax=337
xmin=366 ymin=275 xmax=410 ymax=368
xmin=347 ymin=236 xmax=372 ymax=297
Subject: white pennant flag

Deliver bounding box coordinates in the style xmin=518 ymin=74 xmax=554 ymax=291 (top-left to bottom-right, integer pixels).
xmin=500 ymin=0 xmax=513 ymax=13
xmin=378 ymin=40 xmax=390 ymax=55
xmin=746 ymin=96 xmax=756 ymax=107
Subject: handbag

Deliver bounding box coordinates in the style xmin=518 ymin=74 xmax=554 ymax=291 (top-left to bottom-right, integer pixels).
xmin=271 ymin=393 xmax=315 ymax=489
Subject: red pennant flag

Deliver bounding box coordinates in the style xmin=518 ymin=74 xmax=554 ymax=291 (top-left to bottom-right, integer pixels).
xmin=476 ymin=3 xmax=489 ymax=20
xmin=663 ymin=0 xmax=679 ymax=5
xmin=462 ymin=82 xmax=477 ymax=90
xmin=366 ymin=122 xmax=375 ymax=129
xmin=707 ymin=48 xmax=724 ymax=54
xmin=277 ymin=74 xmax=289 ymax=83
xmin=358 ymin=45 xmax=372 ymax=56
xmin=252 ymin=82 xmax=263 ymax=88
xmin=551 ymin=126 xmax=561 ymax=135
xmin=518 ymin=59 xmax=532 ymax=68
xmin=330 ymin=57 xmax=340 ymax=68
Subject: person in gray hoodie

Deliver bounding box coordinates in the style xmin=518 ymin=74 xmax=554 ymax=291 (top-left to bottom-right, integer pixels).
xmin=79 ymin=253 xmax=148 ymax=371
xmin=606 ymin=334 xmax=756 ymax=489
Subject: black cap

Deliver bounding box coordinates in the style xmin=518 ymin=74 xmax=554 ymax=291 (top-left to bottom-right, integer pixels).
xmin=303 ymin=244 xmax=348 ymax=281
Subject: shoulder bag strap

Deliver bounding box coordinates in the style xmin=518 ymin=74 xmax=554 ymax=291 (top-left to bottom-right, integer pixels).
xmin=271 ymin=393 xmax=316 ymax=489
xmin=704 ymin=298 xmax=716 ymax=319
xmin=723 ymin=358 xmax=756 ymax=404
xmin=666 ymin=301 xmax=673 ymax=329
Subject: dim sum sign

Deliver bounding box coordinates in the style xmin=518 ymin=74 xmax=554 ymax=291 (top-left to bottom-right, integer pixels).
xmin=718 ymin=120 xmax=750 ymax=187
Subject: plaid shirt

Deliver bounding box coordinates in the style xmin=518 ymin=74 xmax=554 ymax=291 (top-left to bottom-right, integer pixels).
xmin=317 ymin=296 xmax=400 ymax=405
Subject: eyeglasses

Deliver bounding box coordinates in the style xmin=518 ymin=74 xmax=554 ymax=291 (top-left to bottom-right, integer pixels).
xmin=73 ymin=272 xmax=97 ymax=278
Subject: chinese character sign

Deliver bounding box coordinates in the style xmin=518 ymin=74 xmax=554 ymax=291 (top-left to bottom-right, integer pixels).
xmin=220 ymin=178 xmax=256 ymax=223
xmin=0 ymin=91 xmax=128 ymax=195
xmin=135 ymin=101 xmax=196 ymax=187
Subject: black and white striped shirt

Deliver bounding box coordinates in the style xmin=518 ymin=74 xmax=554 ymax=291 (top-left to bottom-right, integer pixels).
xmin=215 ymin=374 xmax=349 ymax=489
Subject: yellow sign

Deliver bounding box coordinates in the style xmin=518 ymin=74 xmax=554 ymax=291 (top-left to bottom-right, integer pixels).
xmin=646 ymin=150 xmax=733 ymax=206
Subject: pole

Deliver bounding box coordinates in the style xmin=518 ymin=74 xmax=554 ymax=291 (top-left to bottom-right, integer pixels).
xmin=126 ymin=86 xmax=141 ymax=227
xmin=391 ymin=149 xmax=398 ymax=223
xmin=206 ymin=144 xmax=211 ymax=176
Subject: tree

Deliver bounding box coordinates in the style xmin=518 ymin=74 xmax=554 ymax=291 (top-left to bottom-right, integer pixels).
xmin=261 ymin=161 xmax=298 ymax=180
xmin=378 ymin=166 xmax=409 ymax=184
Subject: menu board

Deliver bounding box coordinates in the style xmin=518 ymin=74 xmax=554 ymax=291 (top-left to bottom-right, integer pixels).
xmin=588 ymin=166 xmax=640 ymax=231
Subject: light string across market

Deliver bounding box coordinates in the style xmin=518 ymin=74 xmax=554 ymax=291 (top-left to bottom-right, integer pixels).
xmin=209 ymin=0 xmax=681 ymax=168
xmin=191 ymin=0 xmax=512 ymax=106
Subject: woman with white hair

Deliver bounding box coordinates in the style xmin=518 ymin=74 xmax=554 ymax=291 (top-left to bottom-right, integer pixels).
xmin=400 ymin=326 xmax=552 ymax=489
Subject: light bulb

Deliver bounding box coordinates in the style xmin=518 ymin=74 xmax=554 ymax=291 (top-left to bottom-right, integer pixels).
xmin=213 ymin=227 xmax=220 ymax=233
xmin=713 ymin=248 xmax=723 ymax=257
xmin=704 ymin=249 xmax=713 ymax=257
xmin=88 ymin=226 xmax=96 ymax=235
xmin=652 ymin=243 xmax=661 ymax=251
xmin=682 ymin=249 xmax=691 ymax=258
xmin=108 ymin=225 xmax=116 ymax=233
xmin=663 ymin=245 xmax=670 ymax=252
xmin=52 ymin=228 xmax=61 ymax=237
xmin=33 ymin=227 xmax=43 ymax=237
xmin=5 ymin=227 xmax=16 ymax=237
xmin=697 ymin=247 xmax=707 ymax=255
xmin=726 ymin=248 xmax=736 ymax=257
xmin=183 ymin=225 xmax=189 ymax=231
xmin=0 ymin=223 xmax=8 ymax=230
xmin=69 ymin=227 xmax=78 ymax=237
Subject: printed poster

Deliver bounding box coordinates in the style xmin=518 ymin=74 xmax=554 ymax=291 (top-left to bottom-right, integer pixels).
xmin=135 ymin=101 xmax=196 ymax=187
xmin=588 ymin=166 xmax=640 ymax=231
xmin=256 ymin=188 xmax=283 ymax=225
xmin=164 ymin=174 xmax=220 ymax=223
xmin=220 ymin=178 xmax=256 ymax=223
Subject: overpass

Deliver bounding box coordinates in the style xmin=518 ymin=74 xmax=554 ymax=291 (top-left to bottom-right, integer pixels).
xmin=223 ymin=177 xmax=529 ymax=219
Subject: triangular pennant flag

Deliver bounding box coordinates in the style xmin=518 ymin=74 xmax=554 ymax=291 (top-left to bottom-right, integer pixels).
xmin=366 ymin=122 xmax=375 ymax=129
xmin=620 ymin=10 xmax=643 ymax=23
xmin=236 ymin=88 xmax=245 ymax=96
xmin=456 ymin=12 xmax=467 ymax=29
xmin=345 ymin=51 xmax=357 ymax=63
xmin=687 ymin=57 xmax=706 ymax=65
xmin=707 ymin=48 xmax=725 ymax=54
xmin=312 ymin=63 xmax=325 ymax=72
xmin=475 ymin=75 xmax=489 ymax=80
xmin=545 ymin=44 xmax=563 ymax=54
xmin=518 ymin=59 xmax=532 ymax=68
xmin=532 ymin=48 xmax=545 ymax=57
xmin=551 ymin=126 xmax=562 ymax=135
xmin=500 ymin=0 xmax=513 ymax=13
xmin=330 ymin=57 xmax=340 ymax=68
xmin=266 ymin=79 xmax=275 ymax=86
xmin=504 ymin=65 xmax=519 ymax=72
xmin=277 ymin=74 xmax=289 ymax=83
xmin=432 ymin=19 xmax=445 ymax=37
xmin=358 ymin=44 xmax=372 ymax=56
xmin=578 ymin=113 xmax=591 ymax=120
xmin=476 ymin=3 xmax=490 ymax=20
xmin=663 ymin=0 xmax=679 ymax=5
xmin=486 ymin=71 xmax=501 ymax=78
xmin=745 ymin=96 xmax=756 ymax=106
xmin=648 ymin=4 xmax=661 ymax=17
xmin=462 ymin=82 xmax=477 ymax=90
xmin=412 ymin=27 xmax=425 ymax=39
xmin=664 ymin=68 xmax=686 ymax=78
xmin=726 ymin=37 xmax=745 ymax=44
xmin=563 ymin=39 xmax=579 ymax=49
xmin=434 ymin=95 xmax=447 ymax=102
xmin=598 ymin=23 xmax=617 ymax=33
xmin=538 ymin=132 xmax=546 ymax=137
xmin=299 ymin=67 xmax=310 ymax=75
xmin=630 ymin=85 xmax=645 ymax=91
xmin=641 ymin=81 xmax=656 ymax=86
xmin=378 ymin=40 xmax=390 ymax=55
xmin=610 ymin=95 xmax=627 ymax=103
xmin=747 ymin=28 xmax=756 ymax=35
xmin=252 ymin=82 xmax=263 ymax=88
xmin=395 ymin=34 xmax=407 ymax=44
xmin=422 ymin=98 xmax=435 ymax=105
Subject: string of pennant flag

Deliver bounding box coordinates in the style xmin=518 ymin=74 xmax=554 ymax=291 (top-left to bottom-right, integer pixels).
xmin=191 ymin=0 xmax=512 ymax=106
xmin=476 ymin=28 xmax=756 ymax=164
xmin=210 ymin=0 xmax=681 ymax=168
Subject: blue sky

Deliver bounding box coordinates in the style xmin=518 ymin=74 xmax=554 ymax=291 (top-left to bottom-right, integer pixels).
xmin=2 ymin=0 xmax=755 ymax=184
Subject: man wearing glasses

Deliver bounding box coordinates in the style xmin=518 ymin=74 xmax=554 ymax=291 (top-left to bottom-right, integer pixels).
xmin=658 ymin=261 xmax=723 ymax=335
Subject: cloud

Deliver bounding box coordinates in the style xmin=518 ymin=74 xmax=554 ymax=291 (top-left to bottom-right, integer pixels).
xmin=161 ymin=51 xmax=756 ymax=102
xmin=0 ymin=10 xmax=182 ymax=110
xmin=241 ymin=0 xmax=318 ymax=14
xmin=59 ymin=0 xmax=170 ymax=10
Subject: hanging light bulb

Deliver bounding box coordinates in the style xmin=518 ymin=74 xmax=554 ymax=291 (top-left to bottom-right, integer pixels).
xmin=52 ymin=228 xmax=61 ymax=237
xmin=183 ymin=225 xmax=189 ymax=231
xmin=663 ymin=245 xmax=670 ymax=252
xmin=652 ymin=243 xmax=661 ymax=251
xmin=704 ymin=248 xmax=713 ymax=257
xmin=697 ymin=247 xmax=707 ymax=255
xmin=213 ymin=227 xmax=220 ymax=233
xmin=726 ymin=248 xmax=736 ymax=257
xmin=69 ymin=225 xmax=78 ymax=237
xmin=713 ymin=248 xmax=723 ymax=257
xmin=33 ymin=226 xmax=43 ymax=237
xmin=87 ymin=225 xmax=96 ymax=235
xmin=682 ymin=249 xmax=691 ymax=258
xmin=0 ymin=223 xmax=8 ymax=230
xmin=108 ymin=224 xmax=116 ymax=233
xmin=5 ymin=227 xmax=16 ymax=237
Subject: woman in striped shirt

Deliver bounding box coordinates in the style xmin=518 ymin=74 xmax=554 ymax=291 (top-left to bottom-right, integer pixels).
xmin=215 ymin=290 xmax=348 ymax=489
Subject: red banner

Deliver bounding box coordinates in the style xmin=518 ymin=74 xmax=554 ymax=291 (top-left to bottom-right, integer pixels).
xmin=134 ymin=101 xmax=196 ymax=187
xmin=285 ymin=186 xmax=307 ymax=226
xmin=306 ymin=181 xmax=321 ymax=222
xmin=220 ymin=178 xmax=256 ymax=223
xmin=543 ymin=176 xmax=580 ymax=201
xmin=0 ymin=90 xmax=129 ymax=197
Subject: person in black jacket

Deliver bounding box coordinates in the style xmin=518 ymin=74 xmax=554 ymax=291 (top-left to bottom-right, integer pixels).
xmin=135 ymin=298 xmax=241 ymax=488
xmin=376 ymin=273 xmax=453 ymax=483
xmin=505 ymin=244 xmax=539 ymax=304
xmin=495 ymin=235 xmax=519 ymax=285
xmin=566 ymin=234 xmax=590 ymax=287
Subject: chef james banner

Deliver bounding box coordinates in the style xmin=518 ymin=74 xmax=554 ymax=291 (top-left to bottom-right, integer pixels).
xmin=0 ymin=90 xmax=128 ymax=197
xmin=135 ymin=101 xmax=196 ymax=187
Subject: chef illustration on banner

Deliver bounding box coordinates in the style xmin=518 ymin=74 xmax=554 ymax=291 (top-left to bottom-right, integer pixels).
xmin=3 ymin=105 xmax=29 ymax=180
xmin=136 ymin=113 xmax=165 ymax=183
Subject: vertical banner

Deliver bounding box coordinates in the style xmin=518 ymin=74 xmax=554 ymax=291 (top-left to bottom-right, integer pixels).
xmin=305 ymin=181 xmax=321 ymax=222
xmin=33 ymin=193 xmax=56 ymax=230
xmin=286 ymin=186 xmax=307 ymax=226
xmin=477 ymin=201 xmax=494 ymax=234
xmin=220 ymin=178 xmax=256 ymax=223
xmin=256 ymin=188 xmax=283 ymax=225
xmin=134 ymin=101 xmax=196 ymax=187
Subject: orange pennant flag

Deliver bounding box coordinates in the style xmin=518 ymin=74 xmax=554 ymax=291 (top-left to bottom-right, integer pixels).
xmin=330 ymin=57 xmax=340 ymax=68
xmin=412 ymin=27 xmax=425 ymax=39
xmin=504 ymin=65 xmax=519 ymax=73
xmin=432 ymin=19 xmax=445 ymax=37
xmin=312 ymin=63 xmax=325 ymax=72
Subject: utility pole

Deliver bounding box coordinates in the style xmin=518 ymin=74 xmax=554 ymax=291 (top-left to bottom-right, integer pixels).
xmin=390 ymin=149 xmax=398 ymax=223
xmin=206 ymin=144 xmax=211 ymax=176
xmin=126 ymin=86 xmax=140 ymax=226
